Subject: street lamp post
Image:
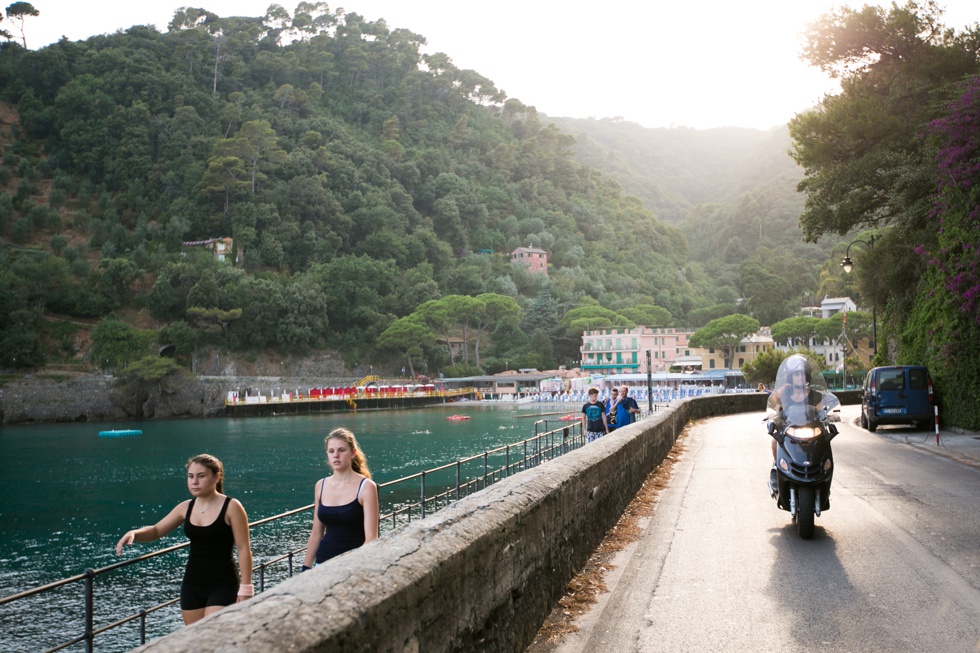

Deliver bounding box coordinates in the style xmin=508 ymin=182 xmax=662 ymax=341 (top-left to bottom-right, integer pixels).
xmin=840 ymin=235 xmax=877 ymax=356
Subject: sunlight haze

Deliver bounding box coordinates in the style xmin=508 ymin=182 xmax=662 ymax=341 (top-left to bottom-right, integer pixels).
xmin=22 ymin=0 xmax=980 ymax=130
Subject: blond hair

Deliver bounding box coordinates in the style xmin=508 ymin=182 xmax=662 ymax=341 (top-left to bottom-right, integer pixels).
xmin=325 ymin=428 xmax=372 ymax=478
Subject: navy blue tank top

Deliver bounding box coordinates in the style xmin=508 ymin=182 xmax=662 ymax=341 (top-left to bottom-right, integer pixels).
xmin=183 ymin=496 xmax=238 ymax=586
xmin=315 ymin=477 xmax=367 ymax=564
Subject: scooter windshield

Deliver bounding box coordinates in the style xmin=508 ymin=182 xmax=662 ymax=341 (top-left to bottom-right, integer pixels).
xmin=766 ymin=354 xmax=841 ymax=425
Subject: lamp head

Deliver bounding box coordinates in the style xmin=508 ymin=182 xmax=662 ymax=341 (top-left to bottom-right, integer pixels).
xmin=840 ymin=256 xmax=854 ymax=273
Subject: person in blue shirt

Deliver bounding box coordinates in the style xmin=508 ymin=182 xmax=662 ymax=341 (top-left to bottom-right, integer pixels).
xmin=613 ymin=385 xmax=640 ymax=427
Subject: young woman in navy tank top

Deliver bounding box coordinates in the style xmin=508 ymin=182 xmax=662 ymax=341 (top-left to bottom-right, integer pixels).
xmin=115 ymin=454 xmax=253 ymax=625
xmin=302 ymin=428 xmax=379 ymax=569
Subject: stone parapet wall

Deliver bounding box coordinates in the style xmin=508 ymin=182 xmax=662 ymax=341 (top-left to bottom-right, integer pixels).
xmin=135 ymin=393 xmax=765 ymax=653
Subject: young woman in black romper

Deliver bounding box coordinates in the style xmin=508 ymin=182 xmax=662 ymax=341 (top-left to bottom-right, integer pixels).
xmin=116 ymin=454 xmax=253 ymax=625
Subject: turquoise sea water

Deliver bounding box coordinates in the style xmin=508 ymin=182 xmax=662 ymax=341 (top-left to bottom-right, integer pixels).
xmin=0 ymin=404 xmax=575 ymax=652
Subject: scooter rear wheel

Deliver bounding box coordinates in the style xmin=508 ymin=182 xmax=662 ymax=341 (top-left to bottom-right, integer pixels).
xmin=797 ymin=486 xmax=815 ymax=539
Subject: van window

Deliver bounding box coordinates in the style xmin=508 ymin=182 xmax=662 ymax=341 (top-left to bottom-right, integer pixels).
xmin=878 ymin=369 xmax=904 ymax=391
xmin=908 ymin=368 xmax=928 ymax=389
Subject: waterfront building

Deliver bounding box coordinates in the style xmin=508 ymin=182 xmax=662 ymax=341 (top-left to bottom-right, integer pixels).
xmin=579 ymin=326 xmax=694 ymax=375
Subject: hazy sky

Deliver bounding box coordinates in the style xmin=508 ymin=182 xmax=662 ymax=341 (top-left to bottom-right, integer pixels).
xmin=20 ymin=0 xmax=980 ymax=130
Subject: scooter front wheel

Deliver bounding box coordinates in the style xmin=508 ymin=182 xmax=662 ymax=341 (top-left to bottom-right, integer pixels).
xmin=797 ymin=486 xmax=815 ymax=539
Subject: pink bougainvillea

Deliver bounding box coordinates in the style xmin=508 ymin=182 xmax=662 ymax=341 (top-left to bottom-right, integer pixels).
xmin=928 ymin=75 xmax=980 ymax=323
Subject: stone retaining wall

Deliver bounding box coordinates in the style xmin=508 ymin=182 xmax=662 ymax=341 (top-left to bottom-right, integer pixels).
xmin=135 ymin=393 xmax=766 ymax=653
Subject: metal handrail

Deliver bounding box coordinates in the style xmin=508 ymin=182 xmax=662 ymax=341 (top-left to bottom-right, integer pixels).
xmin=1 ymin=421 xmax=583 ymax=653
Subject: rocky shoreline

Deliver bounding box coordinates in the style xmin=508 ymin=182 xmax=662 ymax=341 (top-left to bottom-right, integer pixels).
xmin=0 ymin=349 xmax=366 ymax=426
xmin=0 ymin=373 xmax=286 ymax=424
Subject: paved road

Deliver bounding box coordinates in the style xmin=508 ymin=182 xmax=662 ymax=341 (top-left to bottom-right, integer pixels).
xmin=554 ymin=405 xmax=980 ymax=653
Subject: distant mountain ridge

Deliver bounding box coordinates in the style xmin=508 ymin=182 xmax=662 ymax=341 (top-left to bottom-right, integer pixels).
xmin=545 ymin=116 xmax=803 ymax=224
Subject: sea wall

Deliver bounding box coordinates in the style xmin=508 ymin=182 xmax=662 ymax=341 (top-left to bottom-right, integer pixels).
xmin=134 ymin=393 xmax=766 ymax=653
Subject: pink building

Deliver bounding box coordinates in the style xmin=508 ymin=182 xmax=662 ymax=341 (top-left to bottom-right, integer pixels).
xmin=510 ymin=247 xmax=548 ymax=275
xmin=580 ymin=326 xmax=693 ymax=374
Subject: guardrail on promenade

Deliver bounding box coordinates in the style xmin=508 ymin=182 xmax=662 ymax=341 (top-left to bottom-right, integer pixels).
xmin=0 ymin=418 xmax=585 ymax=653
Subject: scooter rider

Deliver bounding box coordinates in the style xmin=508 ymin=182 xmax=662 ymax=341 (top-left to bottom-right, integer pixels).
xmin=767 ymin=355 xmax=824 ymax=496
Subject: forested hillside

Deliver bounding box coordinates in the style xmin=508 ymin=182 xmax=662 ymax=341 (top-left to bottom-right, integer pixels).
xmin=0 ymin=4 xmax=828 ymax=376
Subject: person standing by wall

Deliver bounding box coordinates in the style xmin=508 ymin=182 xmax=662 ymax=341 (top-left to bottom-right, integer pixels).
xmin=115 ymin=454 xmax=253 ymax=626
xmin=605 ymin=387 xmax=620 ymax=431
xmin=615 ymin=385 xmax=641 ymax=427
xmin=581 ymin=387 xmax=610 ymax=442
xmin=303 ymin=428 xmax=380 ymax=569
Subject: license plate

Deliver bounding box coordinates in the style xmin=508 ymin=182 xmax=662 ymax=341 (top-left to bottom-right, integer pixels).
xmin=882 ymin=408 xmax=904 ymax=414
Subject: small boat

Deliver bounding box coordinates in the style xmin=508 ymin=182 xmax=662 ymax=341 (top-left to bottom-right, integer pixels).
xmin=98 ymin=429 xmax=143 ymax=437
xmin=446 ymin=415 xmax=471 ymax=421
xmin=557 ymin=414 xmax=578 ymax=421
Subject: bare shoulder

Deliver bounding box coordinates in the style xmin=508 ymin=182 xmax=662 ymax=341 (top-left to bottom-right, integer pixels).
xmin=360 ymin=475 xmax=379 ymax=493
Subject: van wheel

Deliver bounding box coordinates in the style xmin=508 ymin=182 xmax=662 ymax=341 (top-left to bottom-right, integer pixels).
xmin=861 ymin=412 xmax=868 ymax=430
xmin=868 ymin=418 xmax=878 ymax=432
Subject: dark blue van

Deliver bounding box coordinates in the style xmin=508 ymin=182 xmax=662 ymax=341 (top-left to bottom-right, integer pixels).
xmin=860 ymin=366 xmax=934 ymax=432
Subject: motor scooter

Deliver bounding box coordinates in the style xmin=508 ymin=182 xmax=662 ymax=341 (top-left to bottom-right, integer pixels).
xmin=766 ymin=355 xmax=841 ymax=539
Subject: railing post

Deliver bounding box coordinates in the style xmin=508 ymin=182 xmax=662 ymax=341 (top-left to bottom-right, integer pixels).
xmin=139 ymin=608 xmax=148 ymax=645
xmin=483 ymin=451 xmax=489 ymax=489
xmin=420 ymin=471 xmax=426 ymax=519
xmin=259 ymin=560 xmax=266 ymax=593
xmin=455 ymin=461 xmax=461 ymax=501
xmin=84 ymin=568 xmax=95 ymax=653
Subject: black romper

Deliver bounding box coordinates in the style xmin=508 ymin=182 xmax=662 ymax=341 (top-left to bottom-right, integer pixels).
xmin=180 ymin=496 xmax=239 ymax=610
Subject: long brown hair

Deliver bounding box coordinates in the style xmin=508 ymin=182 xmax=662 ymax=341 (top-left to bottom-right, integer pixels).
xmin=186 ymin=453 xmax=225 ymax=493
xmin=325 ymin=428 xmax=372 ymax=479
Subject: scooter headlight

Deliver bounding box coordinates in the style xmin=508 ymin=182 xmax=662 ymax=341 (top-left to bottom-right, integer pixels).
xmin=785 ymin=426 xmax=818 ymax=439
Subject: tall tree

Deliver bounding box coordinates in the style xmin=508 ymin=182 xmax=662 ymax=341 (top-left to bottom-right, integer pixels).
xmin=5 ymin=2 xmax=38 ymax=48
xmin=376 ymin=315 xmax=435 ymax=379
xmin=416 ymin=298 xmax=457 ymax=366
xmin=235 ymin=120 xmax=289 ymax=195
xmin=689 ymin=314 xmax=761 ymax=369
xmin=791 ymin=1 xmax=978 ymax=240
xmin=202 ymin=155 xmax=249 ymax=221
xmin=471 ymin=293 xmax=522 ymax=368
xmin=770 ymin=316 xmax=822 ymax=348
